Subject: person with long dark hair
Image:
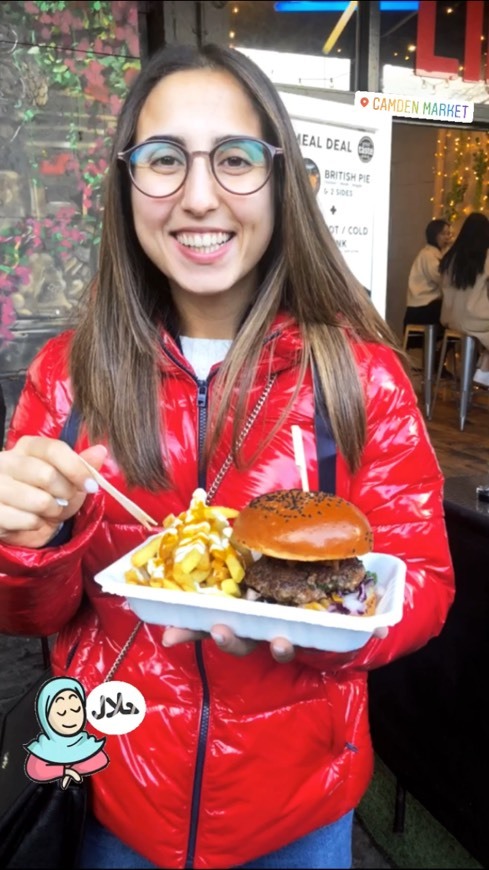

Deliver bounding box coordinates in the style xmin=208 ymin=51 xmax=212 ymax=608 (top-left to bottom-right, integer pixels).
xmin=0 ymin=44 xmax=453 ymax=869
xmin=440 ymin=211 xmax=489 ymax=388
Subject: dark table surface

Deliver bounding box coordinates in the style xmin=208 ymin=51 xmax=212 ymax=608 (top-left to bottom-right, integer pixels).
xmin=443 ymin=473 xmax=489 ymax=529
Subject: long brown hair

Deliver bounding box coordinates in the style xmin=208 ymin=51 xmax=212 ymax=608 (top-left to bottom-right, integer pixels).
xmin=70 ymin=43 xmax=402 ymax=490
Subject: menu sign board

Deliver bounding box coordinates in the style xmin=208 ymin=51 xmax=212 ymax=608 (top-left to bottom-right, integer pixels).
xmin=279 ymin=92 xmax=392 ymax=317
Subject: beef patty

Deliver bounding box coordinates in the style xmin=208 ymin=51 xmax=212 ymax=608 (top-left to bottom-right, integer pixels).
xmin=244 ymin=555 xmax=366 ymax=606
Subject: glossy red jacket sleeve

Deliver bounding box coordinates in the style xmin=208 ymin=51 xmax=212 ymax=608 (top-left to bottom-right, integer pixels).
xmin=0 ymin=341 xmax=105 ymax=637
xmin=0 ymin=492 xmax=105 ymax=637
xmin=295 ymin=344 xmax=455 ymax=672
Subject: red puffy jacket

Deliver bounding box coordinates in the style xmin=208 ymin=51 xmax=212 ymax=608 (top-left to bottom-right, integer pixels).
xmin=0 ymin=315 xmax=454 ymax=869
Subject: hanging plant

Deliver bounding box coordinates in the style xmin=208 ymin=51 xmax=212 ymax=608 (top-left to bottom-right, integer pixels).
xmin=472 ymin=140 xmax=489 ymax=212
xmin=0 ymin=0 xmax=140 ymax=348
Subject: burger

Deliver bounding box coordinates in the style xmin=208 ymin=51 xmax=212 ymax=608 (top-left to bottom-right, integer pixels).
xmin=231 ymin=490 xmax=377 ymax=615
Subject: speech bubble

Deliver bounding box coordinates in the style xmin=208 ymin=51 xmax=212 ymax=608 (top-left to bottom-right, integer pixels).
xmin=86 ymin=681 xmax=146 ymax=735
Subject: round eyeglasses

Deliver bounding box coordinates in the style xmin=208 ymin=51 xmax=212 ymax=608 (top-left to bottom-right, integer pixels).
xmin=117 ymin=136 xmax=283 ymax=198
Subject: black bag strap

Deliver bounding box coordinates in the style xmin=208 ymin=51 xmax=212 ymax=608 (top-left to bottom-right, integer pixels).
xmin=59 ymin=406 xmax=81 ymax=449
xmin=313 ymin=363 xmax=337 ymax=494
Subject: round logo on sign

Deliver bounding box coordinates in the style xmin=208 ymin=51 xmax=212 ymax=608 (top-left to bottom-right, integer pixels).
xmin=358 ymin=136 xmax=374 ymax=163
xmin=86 ymin=681 xmax=146 ymax=735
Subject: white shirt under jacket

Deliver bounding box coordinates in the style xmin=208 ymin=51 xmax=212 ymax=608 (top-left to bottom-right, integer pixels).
xmin=406 ymin=244 xmax=442 ymax=308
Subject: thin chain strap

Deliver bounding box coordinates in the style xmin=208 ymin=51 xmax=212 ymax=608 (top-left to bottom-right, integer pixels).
xmin=109 ymin=373 xmax=277 ymax=662
xmin=206 ymin=373 xmax=277 ymax=504
xmin=105 ymin=620 xmax=142 ymax=682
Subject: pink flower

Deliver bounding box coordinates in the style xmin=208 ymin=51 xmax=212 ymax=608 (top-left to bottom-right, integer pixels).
xmin=0 ymin=295 xmax=16 ymax=328
xmin=16 ymin=267 xmax=31 ymax=285
xmin=110 ymin=93 xmax=122 ymax=115
xmin=126 ymin=31 xmax=140 ymax=57
xmin=56 ymin=206 xmax=76 ymax=221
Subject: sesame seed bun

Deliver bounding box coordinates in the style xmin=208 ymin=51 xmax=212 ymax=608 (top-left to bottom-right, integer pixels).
xmin=231 ymin=490 xmax=373 ymax=561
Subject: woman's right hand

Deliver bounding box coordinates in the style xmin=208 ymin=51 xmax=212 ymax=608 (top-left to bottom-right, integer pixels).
xmin=0 ymin=436 xmax=107 ymax=548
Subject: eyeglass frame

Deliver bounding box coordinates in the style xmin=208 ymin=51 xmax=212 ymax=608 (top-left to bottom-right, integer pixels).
xmin=117 ymin=135 xmax=284 ymax=198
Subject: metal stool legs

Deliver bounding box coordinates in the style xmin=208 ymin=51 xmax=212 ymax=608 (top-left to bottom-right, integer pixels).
xmin=403 ymin=324 xmax=437 ymax=419
xmin=423 ymin=324 xmax=436 ymax=420
xmin=432 ymin=329 xmax=477 ymax=430
xmin=433 ymin=329 xmax=453 ymax=416
xmin=459 ymin=335 xmax=477 ymax=430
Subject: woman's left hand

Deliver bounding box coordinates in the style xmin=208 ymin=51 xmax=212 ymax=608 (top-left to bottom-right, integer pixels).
xmin=162 ymin=625 xmax=295 ymax=663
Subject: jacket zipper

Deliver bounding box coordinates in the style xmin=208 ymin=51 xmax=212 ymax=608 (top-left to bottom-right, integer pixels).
xmin=160 ymin=344 xmax=216 ymax=488
xmin=185 ymin=642 xmax=210 ymax=869
xmin=196 ymin=380 xmax=208 ymax=489
xmin=162 ymin=334 xmax=280 ymax=868
xmin=160 ymin=343 xmax=216 ymax=867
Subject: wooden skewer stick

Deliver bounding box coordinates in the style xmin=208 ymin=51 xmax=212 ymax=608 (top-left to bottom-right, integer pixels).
xmin=78 ymin=458 xmax=158 ymax=530
xmin=291 ymin=425 xmax=310 ymax=493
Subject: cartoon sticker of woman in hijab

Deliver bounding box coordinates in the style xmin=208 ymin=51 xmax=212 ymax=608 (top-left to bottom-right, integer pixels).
xmin=25 ymin=677 xmax=109 ymax=789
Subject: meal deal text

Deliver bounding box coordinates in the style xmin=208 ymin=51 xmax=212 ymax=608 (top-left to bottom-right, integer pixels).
xmin=294 ymin=121 xmax=377 ymax=289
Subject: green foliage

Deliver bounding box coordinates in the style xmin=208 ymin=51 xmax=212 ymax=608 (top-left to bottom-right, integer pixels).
xmin=472 ymin=140 xmax=489 ymax=212
xmin=0 ymin=0 xmax=140 ymax=343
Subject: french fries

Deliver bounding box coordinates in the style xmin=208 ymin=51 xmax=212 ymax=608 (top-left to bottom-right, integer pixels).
xmin=124 ymin=488 xmax=252 ymax=598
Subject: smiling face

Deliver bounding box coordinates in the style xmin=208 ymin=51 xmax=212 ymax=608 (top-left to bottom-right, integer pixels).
xmin=130 ymin=68 xmax=276 ymax=335
xmin=47 ymin=689 xmax=85 ymax=736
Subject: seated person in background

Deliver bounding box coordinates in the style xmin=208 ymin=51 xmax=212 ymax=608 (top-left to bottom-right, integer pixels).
xmin=440 ymin=211 xmax=489 ymax=389
xmin=404 ymin=218 xmax=452 ymax=337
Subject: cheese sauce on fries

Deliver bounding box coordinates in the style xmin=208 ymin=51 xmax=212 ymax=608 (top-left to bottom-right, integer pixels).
xmin=124 ymin=489 xmax=252 ymax=597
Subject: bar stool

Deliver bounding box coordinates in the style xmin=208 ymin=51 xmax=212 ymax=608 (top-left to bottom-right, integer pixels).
xmin=432 ymin=328 xmax=478 ymax=430
xmin=402 ymin=323 xmax=437 ymax=419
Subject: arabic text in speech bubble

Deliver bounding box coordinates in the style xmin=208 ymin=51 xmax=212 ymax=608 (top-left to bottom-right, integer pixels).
xmin=86 ymin=680 xmax=146 ymax=735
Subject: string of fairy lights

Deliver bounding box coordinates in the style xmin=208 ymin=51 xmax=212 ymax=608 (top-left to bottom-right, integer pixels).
xmin=432 ymin=131 xmax=489 ymax=226
xmin=229 ymin=4 xmax=239 ymax=48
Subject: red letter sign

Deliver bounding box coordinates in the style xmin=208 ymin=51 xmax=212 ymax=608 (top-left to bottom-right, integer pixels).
xmin=416 ymin=0 xmax=458 ymax=79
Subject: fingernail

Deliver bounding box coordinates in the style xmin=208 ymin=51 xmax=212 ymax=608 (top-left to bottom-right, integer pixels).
xmin=273 ymin=645 xmax=288 ymax=657
xmin=55 ymin=498 xmax=69 ymax=507
xmin=211 ymin=631 xmax=225 ymax=645
xmin=83 ymin=478 xmax=99 ymax=493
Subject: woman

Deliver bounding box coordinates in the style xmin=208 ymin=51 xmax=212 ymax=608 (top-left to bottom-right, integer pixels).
xmin=404 ymin=218 xmax=452 ymax=337
xmin=0 ymin=44 xmax=454 ymax=869
xmin=25 ymin=676 xmax=108 ymax=790
xmin=440 ymin=211 xmax=489 ymax=388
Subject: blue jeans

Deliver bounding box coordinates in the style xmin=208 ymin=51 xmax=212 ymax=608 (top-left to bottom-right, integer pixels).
xmin=78 ymin=811 xmax=353 ymax=869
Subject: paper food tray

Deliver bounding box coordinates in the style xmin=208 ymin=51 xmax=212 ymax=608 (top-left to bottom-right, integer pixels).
xmin=94 ymin=542 xmax=406 ymax=652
